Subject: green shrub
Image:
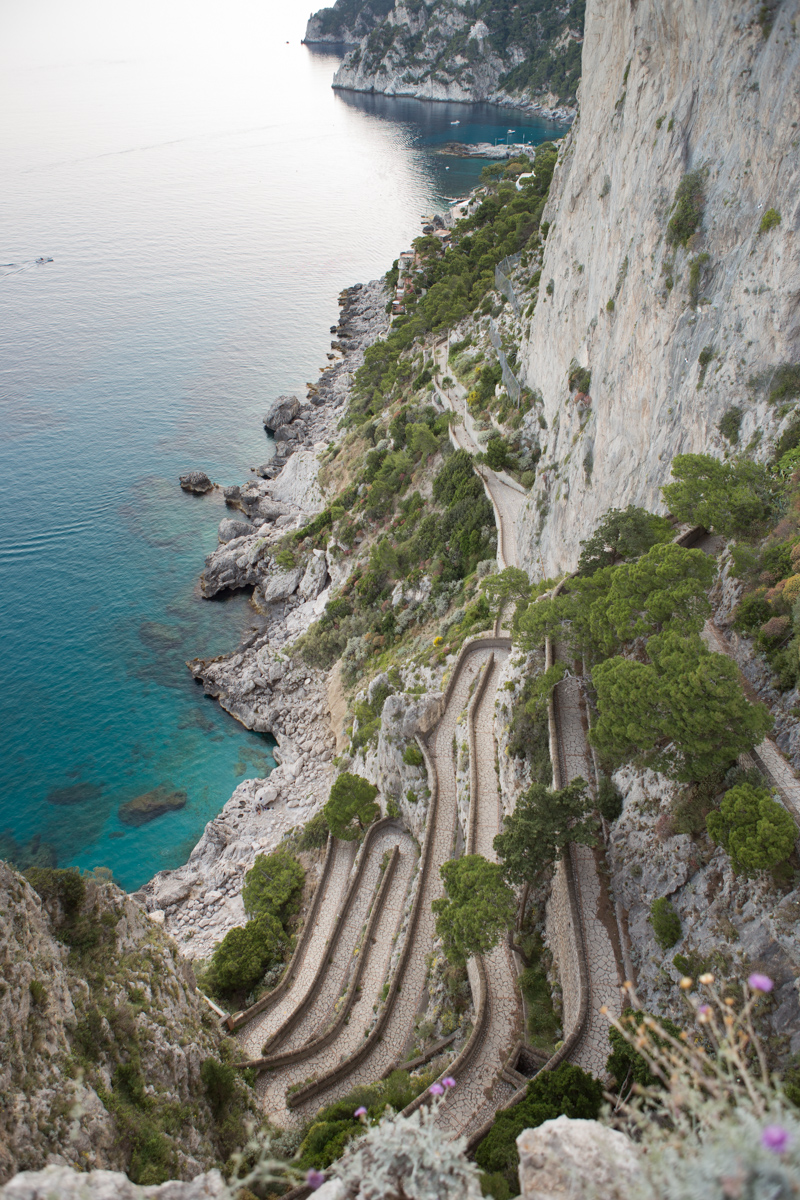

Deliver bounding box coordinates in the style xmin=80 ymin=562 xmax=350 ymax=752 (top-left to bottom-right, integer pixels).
xmin=485 ymin=436 xmax=513 ymax=472
xmin=607 ymin=1008 xmax=682 ymax=1096
xmin=696 ymin=341 xmax=714 ymax=385
xmin=718 ymin=407 xmax=743 ymax=443
xmin=520 ymin=470 xmax=536 ymax=489
xmin=769 ymin=364 xmax=800 ymax=406
xmin=597 ymin=776 xmax=623 ymax=821
xmin=707 ymin=782 xmax=796 ymax=875
xmin=649 ymin=897 xmax=682 ymax=949
xmin=295 ymin=1070 xmax=428 ymax=1171
xmin=324 ymin=773 xmax=380 ymax=841
xmin=667 ymin=169 xmax=706 ymax=247
xmin=275 ymin=548 xmax=296 ymax=569
xmin=759 ymin=208 xmax=781 ymax=234
xmin=402 ymin=743 xmax=424 ymax=767
xmin=200 ymin=1057 xmax=237 ymax=1119
xmin=568 ymin=360 xmax=591 ymax=394
xmin=242 ymin=849 xmax=304 ymax=925
xmin=733 ymin=591 xmax=771 ymax=633
xmin=606 ymin=297 xmax=615 ymax=312
xmin=29 ymin=979 xmax=47 ymax=1006
xmin=202 ymin=912 xmax=285 ymax=1001
xmin=298 ymin=812 xmax=329 ymax=850
xmin=474 ymin=1063 xmax=603 ymax=1190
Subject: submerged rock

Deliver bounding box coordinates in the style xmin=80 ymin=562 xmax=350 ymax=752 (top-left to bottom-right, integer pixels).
xmin=118 ymin=786 xmax=187 ymax=827
xmin=45 ymin=782 xmax=103 ymax=807
xmin=178 ymin=471 xmax=213 ymax=494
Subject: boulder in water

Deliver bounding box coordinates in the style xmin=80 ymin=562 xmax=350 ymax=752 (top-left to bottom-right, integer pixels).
xmin=263 ymin=395 xmax=300 ymax=432
xmin=118 ymin=786 xmax=187 ymax=827
xmin=179 ymin=471 xmax=213 ymax=494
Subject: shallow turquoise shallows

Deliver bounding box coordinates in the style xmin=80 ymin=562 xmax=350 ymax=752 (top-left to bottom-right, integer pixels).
xmin=0 ymin=0 xmax=566 ymax=891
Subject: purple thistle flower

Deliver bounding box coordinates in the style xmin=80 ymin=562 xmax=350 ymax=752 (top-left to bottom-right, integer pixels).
xmin=762 ymin=1125 xmax=790 ymax=1154
xmin=749 ymin=973 xmax=774 ymax=993
xmin=429 ymin=1082 xmax=444 ymax=1095
xmin=354 ymin=1106 xmax=368 ymax=1118
xmin=697 ymin=1004 xmax=711 ymax=1016
xmin=442 ymin=1076 xmax=456 ymax=1088
xmin=306 ymin=1169 xmax=326 ymax=1190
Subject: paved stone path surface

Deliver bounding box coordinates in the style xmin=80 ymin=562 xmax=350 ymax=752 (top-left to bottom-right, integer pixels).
xmin=234 ymin=330 xmax=629 ymax=1137
xmin=283 ymin=649 xmax=491 ymax=1124
xmin=238 ymin=840 xmax=357 ymax=1058
xmin=274 ymin=826 xmax=412 ymax=1057
xmin=436 ymin=651 xmax=523 ymax=1138
xmin=553 ymin=676 xmax=622 ymax=1076
xmin=257 ymin=827 xmax=418 ymax=1126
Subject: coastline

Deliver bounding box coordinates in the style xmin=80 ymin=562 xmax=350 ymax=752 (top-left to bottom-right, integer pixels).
xmin=135 ymin=280 xmax=391 ymax=960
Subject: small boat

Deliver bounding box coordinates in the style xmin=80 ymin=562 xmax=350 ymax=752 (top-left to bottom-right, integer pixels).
xmin=35 ymin=256 xmax=53 ymax=264
xmin=450 ymin=120 xmax=460 ymax=125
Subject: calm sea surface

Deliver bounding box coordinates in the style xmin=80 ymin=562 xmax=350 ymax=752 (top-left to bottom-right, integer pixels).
xmin=0 ymin=0 xmax=565 ymax=891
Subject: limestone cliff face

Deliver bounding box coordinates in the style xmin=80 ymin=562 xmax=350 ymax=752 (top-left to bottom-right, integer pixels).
xmin=0 ymin=864 xmax=251 ymax=1184
xmin=515 ymin=0 xmax=800 ymax=579
xmin=324 ymin=0 xmax=581 ymax=117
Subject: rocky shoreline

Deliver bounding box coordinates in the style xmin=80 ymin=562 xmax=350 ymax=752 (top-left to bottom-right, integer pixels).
xmin=136 ymin=279 xmax=391 ymax=964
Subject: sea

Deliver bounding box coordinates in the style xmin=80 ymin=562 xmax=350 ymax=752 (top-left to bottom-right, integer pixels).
xmin=0 ymin=0 xmax=566 ymax=892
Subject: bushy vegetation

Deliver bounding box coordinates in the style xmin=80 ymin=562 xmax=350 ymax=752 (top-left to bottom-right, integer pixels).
xmin=494 ymin=778 xmax=596 ymax=885
xmin=202 ymin=848 xmax=304 ymax=1003
xmin=432 ymin=854 xmax=516 ymax=965
xmin=294 ymin=1069 xmax=431 ymax=1172
xmin=576 ymin=505 xmax=673 ymax=575
xmin=606 ymin=1007 xmax=682 ymax=1098
xmin=298 ymin=449 xmax=495 ymax=680
xmin=662 ymin=453 xmax=775 ymax=535
xmin=516 ymin=505 xmax=772 ymax=781
xmin=719 ymin=406 xmax=743 ymax=443
xmin=324 ymin=772 xmax=380 ymax=840
xmin=666 ymin=168 xmax=706 ymax=247
xmin=649 ymin=896 xmax=682 ymax=949
xmin=707 ymin=782 xmax=796 ymax=875
xmin=759 ymin=207 xmax=782 ymax=234
xmin=349 ymin=142 xmax=557 ymax=426
xmin=474 ymin=1063 xmax=603 ymax=1192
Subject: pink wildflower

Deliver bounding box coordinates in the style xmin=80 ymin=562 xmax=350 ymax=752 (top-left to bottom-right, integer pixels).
xmin=762 ymin=1126 xmax=790 ymax=1154
xmin=429 ymin=1082 xmax=444 ymax=1095
xmin=442 ymin=1077 xmax=456 ymax=1088
xmin=306 ymin=1169 xmax=326 ymax=1190
xmin=749 ymin=973 xmax=774 ymax=993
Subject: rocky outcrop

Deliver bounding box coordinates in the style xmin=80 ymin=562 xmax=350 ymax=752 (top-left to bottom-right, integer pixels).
xmin=517 ymin=1117 xmax=641 ymax=1200
xmin=515 ymin=0 xmax=800 ymax=579
xmin=304 ymin=0 xmax=388 ymax=45
xmin=179 ymin=471 xmax=213 ymax=494
xmin=0 ymin=1166 xmax=228 ymax=1199
xmin=607 ymin=765 xmax=800 ymax=1058
xmin=263 ymin=394 xmax=301 ymax=432
xmin=217 ymin=518 xmax=254 ymax=543
xmin=325 ymin=0 xmax=580 ymax=117
xmin=0 ymin=864 xmax=247 ymax=1184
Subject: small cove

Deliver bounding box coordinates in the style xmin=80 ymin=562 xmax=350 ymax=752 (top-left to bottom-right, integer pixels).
xmin=0 ymin=0 xmax=567 ymax=891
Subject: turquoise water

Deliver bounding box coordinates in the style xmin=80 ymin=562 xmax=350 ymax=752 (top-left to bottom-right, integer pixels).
xmin=0 ymin=0 xmax=566 ymax=891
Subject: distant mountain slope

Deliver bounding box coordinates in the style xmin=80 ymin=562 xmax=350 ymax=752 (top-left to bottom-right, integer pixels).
xmin=305 ymin=0 xmax=584 ymax=116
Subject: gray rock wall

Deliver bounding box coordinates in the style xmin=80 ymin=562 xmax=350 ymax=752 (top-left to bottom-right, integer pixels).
xmin=516 ymin=0 xmax=800 ymax=578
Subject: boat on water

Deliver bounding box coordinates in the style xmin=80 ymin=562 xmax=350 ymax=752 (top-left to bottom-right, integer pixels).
xmin=35 ymin=256 xmax=53 ymax=264
xmin=450 ymin=120 xmax=460 ymax=125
